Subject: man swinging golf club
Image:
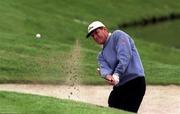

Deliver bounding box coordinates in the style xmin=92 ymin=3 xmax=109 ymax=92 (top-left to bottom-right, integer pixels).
xmin=86 ymin=21 xmax=146 ymax=113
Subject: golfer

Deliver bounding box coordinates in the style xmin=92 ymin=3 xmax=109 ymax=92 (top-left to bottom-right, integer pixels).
xmin=86 ymin=21 xmax=146 ymax=113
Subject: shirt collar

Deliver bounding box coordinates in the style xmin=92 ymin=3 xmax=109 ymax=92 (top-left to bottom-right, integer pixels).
xmin=102 ymin=33 xmax=111 ymax=49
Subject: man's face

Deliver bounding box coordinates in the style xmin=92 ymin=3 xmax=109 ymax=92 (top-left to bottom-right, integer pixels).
xmin=91 ymin=27 xmax=108 ymax=45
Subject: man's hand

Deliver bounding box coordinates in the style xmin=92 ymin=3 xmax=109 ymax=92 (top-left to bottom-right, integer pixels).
xmin=105 ymin=75 xmax=116 ymax=85
xmin=105 ymin=75 xmax=119 ymax=86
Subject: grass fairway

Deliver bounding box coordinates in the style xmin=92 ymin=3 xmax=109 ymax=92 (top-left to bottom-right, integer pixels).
xmin=0 ymin=91 xmax=130 ymax=114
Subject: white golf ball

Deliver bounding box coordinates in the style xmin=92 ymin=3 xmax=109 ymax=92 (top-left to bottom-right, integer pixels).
xmin=36 ymin=33 xmax=41 ymax=38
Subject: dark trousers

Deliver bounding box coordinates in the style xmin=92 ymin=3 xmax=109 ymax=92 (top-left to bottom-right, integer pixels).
xmin=108 ymin=77 xmax=146 ymax=113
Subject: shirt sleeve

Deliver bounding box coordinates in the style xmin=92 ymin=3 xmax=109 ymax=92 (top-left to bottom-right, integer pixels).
xmin=97 ymin=52 xmax=113 ymax=78
xmin=114 ymin=33 xmax=132 ymax=78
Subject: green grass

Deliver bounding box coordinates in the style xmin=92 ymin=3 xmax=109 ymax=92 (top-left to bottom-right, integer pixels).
xmin=127 ymin=19 xmax=180 ymax=48
xmin=0 ymin=0 xmax=180 ymax=85
xmin=0 ymin=33 xmax=71 ymax=84
xmin=136 ymin=39 xmax=180 ymax=85
xmin=0 ymin=91 xmax=130 ymax=114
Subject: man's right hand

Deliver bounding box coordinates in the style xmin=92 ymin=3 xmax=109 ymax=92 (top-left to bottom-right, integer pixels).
xmin=105 ymin=75 xmax=116 ymax=85
xmin=105 ymin=75 xmax=119 ymax=86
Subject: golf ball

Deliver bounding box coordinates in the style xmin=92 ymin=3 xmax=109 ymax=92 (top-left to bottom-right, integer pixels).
xmin=36 ymin=33 xmax=41 ymax=38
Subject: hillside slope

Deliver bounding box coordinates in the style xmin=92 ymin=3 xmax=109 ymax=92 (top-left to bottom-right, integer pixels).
xmin=0 ymin=0 xmax=180 ymax=85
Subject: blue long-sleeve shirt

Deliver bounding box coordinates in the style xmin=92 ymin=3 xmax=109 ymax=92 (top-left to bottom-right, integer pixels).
xmin=98 ymin=30 xmax=145 ymax=86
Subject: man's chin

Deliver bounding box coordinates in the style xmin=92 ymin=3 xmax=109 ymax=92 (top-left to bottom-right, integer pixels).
xmin=98 ymin=41 xmax=105 ymax=45
xmin=98 ymin=42 xmax=103 ymax=45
